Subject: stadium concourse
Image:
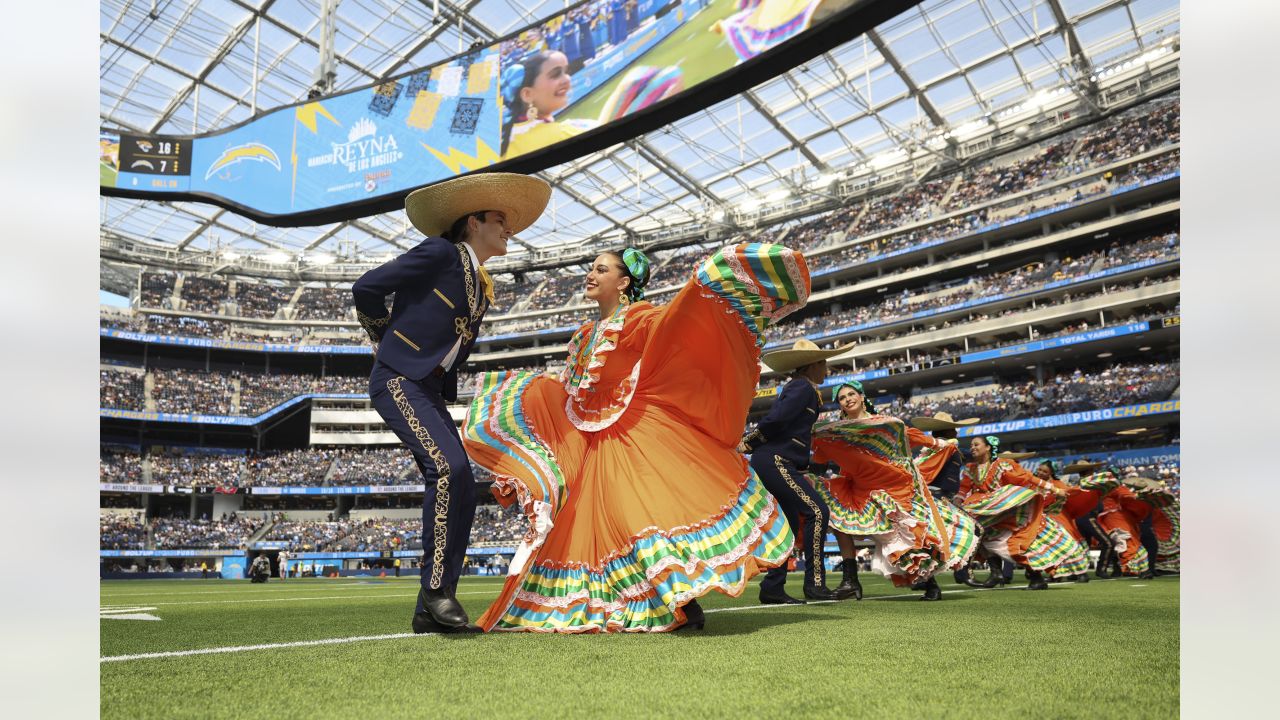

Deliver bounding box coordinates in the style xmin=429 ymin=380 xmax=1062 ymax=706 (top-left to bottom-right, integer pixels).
xmin=99 ymin=0 xmax=1180 ymax=717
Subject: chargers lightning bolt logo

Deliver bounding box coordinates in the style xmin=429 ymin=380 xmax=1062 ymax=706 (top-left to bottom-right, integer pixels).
xmin=204 ymin=143 xmax=282 ymax=180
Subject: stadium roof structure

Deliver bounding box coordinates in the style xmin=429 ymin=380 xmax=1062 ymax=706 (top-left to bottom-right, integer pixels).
xmin=100 ymin=0 xmax=1179 ymax=279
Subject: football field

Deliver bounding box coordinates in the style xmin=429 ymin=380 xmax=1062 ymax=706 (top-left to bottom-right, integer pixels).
xmin=101 ymin=574 xmax=1178 ymax=718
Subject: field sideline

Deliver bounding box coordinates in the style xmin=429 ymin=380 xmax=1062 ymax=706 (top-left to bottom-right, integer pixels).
xmin=101 ymin=574 xmax=1178 ymax=718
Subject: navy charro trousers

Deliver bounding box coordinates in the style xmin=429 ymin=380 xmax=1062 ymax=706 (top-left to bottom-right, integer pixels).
xmin=369 ymin=361 xmax=476 ymax=608
xmin=751 ymin=453 xmax=830 ymax=593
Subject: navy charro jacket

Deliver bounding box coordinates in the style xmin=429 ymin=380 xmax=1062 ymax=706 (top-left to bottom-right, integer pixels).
xmin=744 ymin=377 xmax=821 ymax=468
xmin=929 ymin=445 xmax=967 ymax=497
xmin=351 ymin=237 xmax=490 ymax=401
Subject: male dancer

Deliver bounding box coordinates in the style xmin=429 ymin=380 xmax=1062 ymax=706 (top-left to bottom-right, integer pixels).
xmin=353 ymin=172 xmax=550 ymax=633
xmin=741 ymin=340 xmax=853 ymax=604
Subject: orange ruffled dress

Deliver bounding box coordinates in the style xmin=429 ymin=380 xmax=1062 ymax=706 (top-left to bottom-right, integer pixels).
xmin=812 ymin=418 xmax=979 ymax=586
xmin=1093 ymin=475 xmax=1179 ymax=576
xmin=957 ymin=459 xmax=1091 ymax=577
xmin=462 ymin=243 xmax=807 ymax=632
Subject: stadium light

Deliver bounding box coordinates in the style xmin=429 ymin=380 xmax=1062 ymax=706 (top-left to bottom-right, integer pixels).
xmin=709 ymin=209 xmax=726 ymax=221
xmin=766 ymin=189 xmax=790 ymax=202
xmin=222 ymin=251 xmax=241 ymax=261
xmin=308 ymin=253 xmax=335 ymax=265
xmin=262 ymin=251 xmax=290 ymax=264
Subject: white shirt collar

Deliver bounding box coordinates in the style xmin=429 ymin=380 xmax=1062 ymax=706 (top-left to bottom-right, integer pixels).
xmin=461 ymin=241 xmax=481 ymax=268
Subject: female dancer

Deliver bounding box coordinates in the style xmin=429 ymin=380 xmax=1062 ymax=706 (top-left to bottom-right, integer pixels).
xmin=956 ymin=436 xmax=1090 ymax=589
xmin=1136 ymin=477 xmax=1180 ymax=574
xmin=462 ymin=244 xmax=806 ymax=632
xmin=1095 ymin=472 xmax=1172 ymax=578
xmin=809 ymin=381 xmax=979 ymax=601
xmin=499 ymin=51 xmax=681 ymax=159
xmin=500 ymin=51 xmax=595 ymax=159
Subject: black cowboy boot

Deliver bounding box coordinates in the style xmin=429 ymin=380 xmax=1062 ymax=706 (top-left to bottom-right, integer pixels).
xmin=803 ymin=584 xmax=839 ymax=601
xmin=759 ymin=590 xmax=806 ymax=605
xmin=833 ymin=560 xmax=863 ymax=601
xmin=413 ymin=587 xmax=477 ymax=633
xmin=1026 ymin=570 xmax=1049 ymax=590
xmin=674 ymin=599 xmax=706 ymax=632
xmin=1095 ymin=545 xmax=1114 ymax=578
xmin=920 ymin=577 xmax=942 ymax=601
xmin=980 ymin=560 xmax=1002 ymax=588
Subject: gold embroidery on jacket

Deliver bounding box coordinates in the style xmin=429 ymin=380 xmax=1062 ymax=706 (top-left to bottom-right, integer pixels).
xmin=387 ymin=377 xmax=452 ymax=588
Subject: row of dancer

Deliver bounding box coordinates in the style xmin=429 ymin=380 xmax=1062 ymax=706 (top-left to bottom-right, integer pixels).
xmin=352 ymin=172 xmax=1175 ymax=635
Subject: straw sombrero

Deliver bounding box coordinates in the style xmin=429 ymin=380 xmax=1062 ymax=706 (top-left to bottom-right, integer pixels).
xmin=910 ymin=412 xmax=980 ymax=431
xmin=998 ymin=451 xmax=1038 ymax=461
xmin=405 ymin=172 xmax=551 ymax=238
xmin=1123 ymin=475 xmax=1163 ymax=492
xmin=1062 ymin=460 xmax=1105 ymax=475
xmin=761 ymin=339 xmax=855 ymax=374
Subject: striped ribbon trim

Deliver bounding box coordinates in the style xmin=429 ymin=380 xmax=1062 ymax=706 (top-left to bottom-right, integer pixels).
xmin=695 ymin=242 xmax=810 ymax=346
xmin=962 ymin=485 xmax=1039 ymax=518
xmin=491 ymin=473 xmax=793 ymax=632
xmin=463 ymin=370 xmax=567 ymax=514
xmin=1025 ymin=516 xmax=1091 ymax=576
xmin=814 ymin=416 xmax=911 ymax=465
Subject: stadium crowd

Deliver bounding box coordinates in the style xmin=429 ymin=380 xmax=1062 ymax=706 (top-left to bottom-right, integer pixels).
xmin=151 ymin=368 xmax=238 ymax=415
xmin=329 ymin=447 xmax=415 ymax=486
xmin=100 ymin=447 xmax=144 ymax=484
xmin=100 ymin=368 xmax=146 ymax=411
xmin=139 ymin=272 xmax=175 ymax=308
xmin=151 ymin=515 xmax=262 ymax=549
xmin=295 ymin=287 xmax=352 ymax=321
xmin=775 ymin=233 xmax=1179 ymax=342
xmin=881 ymin=361 xmax=1179 ymax=424
xmin=180 ymin=276 xmax=229 ymax=314
xmin=100 ymin=515 xmax=147 ymax=550
xmin=149 ymin=449 xmax=244 ymax=487
xmin=234 ymin=282 xmax=291 ymax=318
xmin=253 ymin=506 xmax=526 ymax=551
xmin=238 ymin=372 xmax=366 ymax=415
xmin=244 ymin=448 xmax=340 ymax=487
xmin=328 ymin=518 xmax=421 ymax=552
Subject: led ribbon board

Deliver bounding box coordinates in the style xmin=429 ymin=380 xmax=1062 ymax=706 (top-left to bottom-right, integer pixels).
xmin=100 ymin=0 xmax=921 ymax=226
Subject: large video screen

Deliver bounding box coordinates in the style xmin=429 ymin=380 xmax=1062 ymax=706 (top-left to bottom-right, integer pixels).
xmin=100 ymin=0 xmax=869 ymax=224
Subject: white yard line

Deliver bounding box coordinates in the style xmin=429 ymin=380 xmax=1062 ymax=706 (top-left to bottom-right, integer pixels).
xmin=100 ymin=578 xmax=504 ymax=599
xmin=101 ymin=591 xmax=507 ymax=607
xmin=100 ymin=583 xmax=1081 ymax=663
xmin=101 ymin=633 xmax=421 ymax=663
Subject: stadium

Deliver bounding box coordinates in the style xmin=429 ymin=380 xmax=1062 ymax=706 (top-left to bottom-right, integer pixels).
xmin=95 ymin=0 xmax=1184 ymax=717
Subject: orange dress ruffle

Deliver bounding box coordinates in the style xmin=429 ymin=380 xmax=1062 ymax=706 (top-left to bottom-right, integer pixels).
xmin=462 ymin=243 xmax=809 ymax=632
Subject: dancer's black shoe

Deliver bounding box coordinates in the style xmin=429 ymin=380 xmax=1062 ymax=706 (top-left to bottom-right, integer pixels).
xmin=675 ymin=599 xmax=706 ymax=631
xmin=834 ymin=562 xmax=863 ymax=601
xmin=759 ymin=590 xmax=806 ymax=605
xmin=920 ymin=577 xmax=942 ymax=601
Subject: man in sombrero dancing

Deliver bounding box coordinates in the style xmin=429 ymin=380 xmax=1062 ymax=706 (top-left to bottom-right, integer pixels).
xmin=740 ymin=339 xmax=855 ymax=604
xmin=352 ymin=172 xmax=550 ymax=633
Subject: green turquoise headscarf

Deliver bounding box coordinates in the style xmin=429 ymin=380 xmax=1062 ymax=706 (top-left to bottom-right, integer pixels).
xmin=984 ymin=435 xmax=1001 ymax=455
xmin=620 ymin=247 xmax=651 ymax=301
xmin=833 ymin=380 xmax=876 ymax=415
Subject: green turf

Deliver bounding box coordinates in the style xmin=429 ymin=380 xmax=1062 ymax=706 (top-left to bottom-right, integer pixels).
xmin=560 ymin=0 xmax=741 ymax=123
xmin=100 ymin=574 xmax=1178 ymax=718
xmin=100 ymin=161 xmax=117 ymax=187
